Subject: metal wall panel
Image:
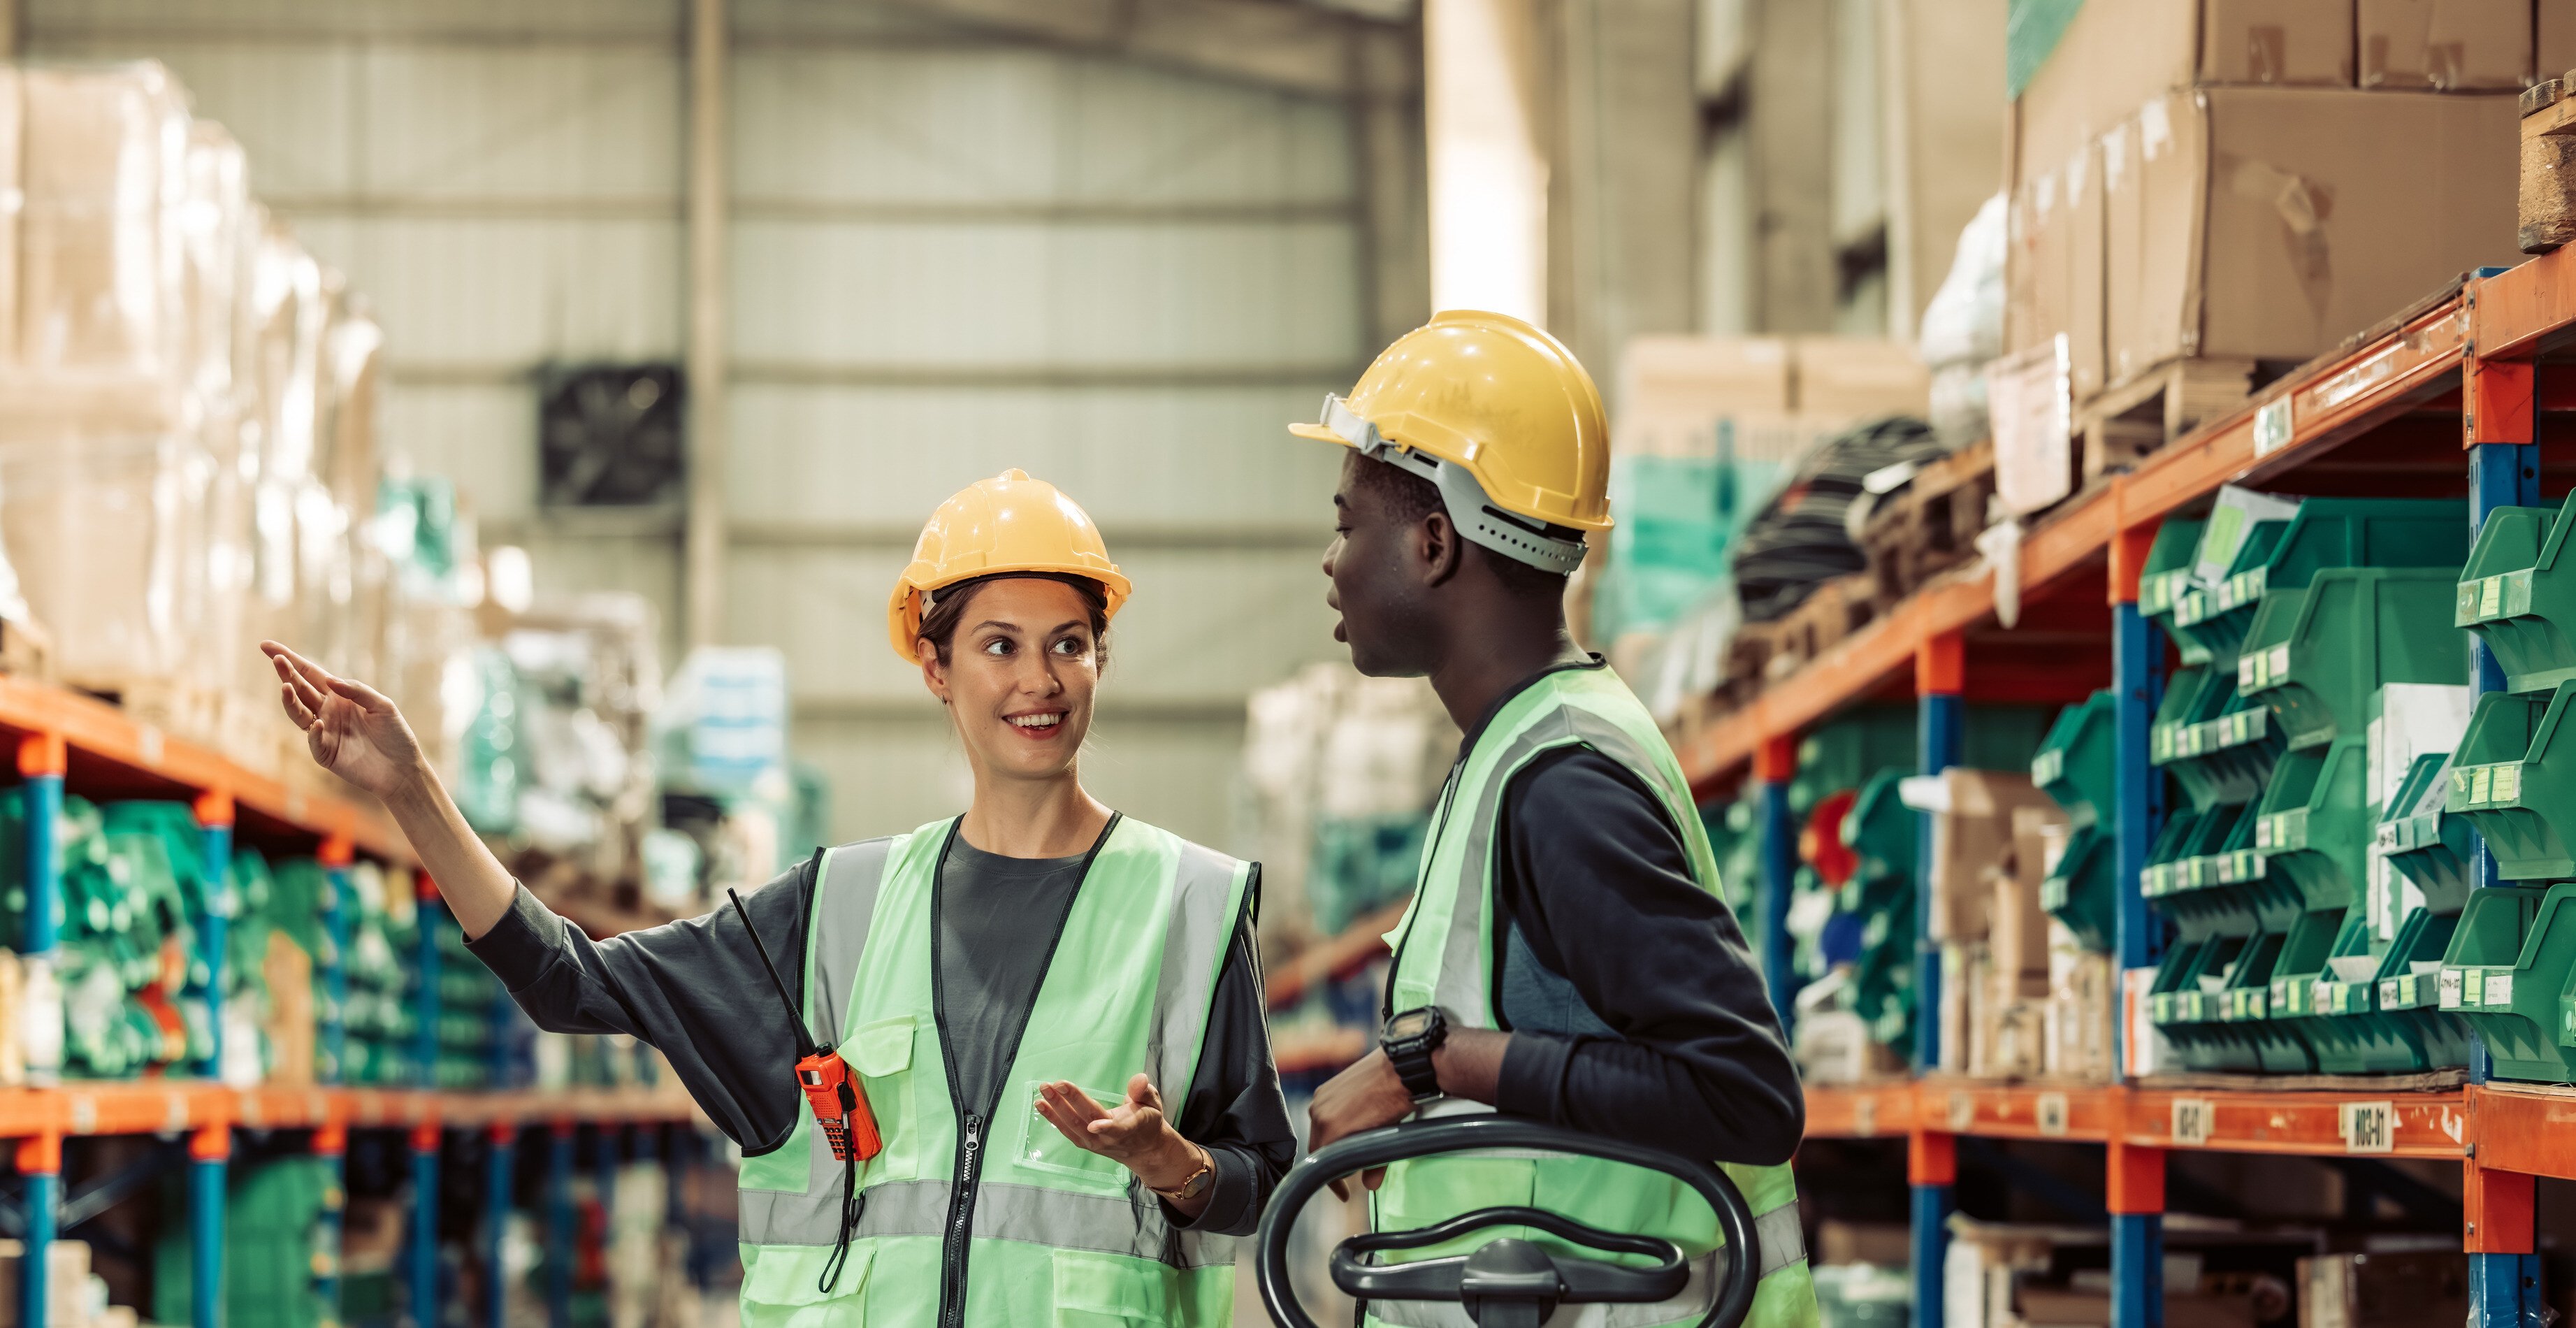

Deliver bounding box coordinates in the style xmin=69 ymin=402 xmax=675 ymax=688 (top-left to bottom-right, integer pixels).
xmin=725 ymin=384 xmax=1343 ymax=528
xmin=734 ymin=48 xmax=1354 ymax=206
xmin=729 ymin=221 xmax=1359 ymax=368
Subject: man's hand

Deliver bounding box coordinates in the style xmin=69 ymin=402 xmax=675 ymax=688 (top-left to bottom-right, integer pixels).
xmin=1305 ymin=1049 xmax=1414 ymax=1199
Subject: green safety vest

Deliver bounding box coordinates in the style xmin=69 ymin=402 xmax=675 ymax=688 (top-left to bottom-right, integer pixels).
xmin=1371 ymin=663 xmax=1821 ymax=1328
xmin=733 ymin=814 xmax=1254 ymax=1327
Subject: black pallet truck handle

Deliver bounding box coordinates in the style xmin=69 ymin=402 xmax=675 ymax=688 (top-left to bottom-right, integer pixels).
xmin=1254 ymin=1115 xmax=1761 ymax=1328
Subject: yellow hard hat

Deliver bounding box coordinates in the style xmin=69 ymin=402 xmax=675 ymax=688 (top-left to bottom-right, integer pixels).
xmin=1289 ymin=309 xmax=1611 ymax=574
xmin=886 ymin=469 xmax=1131 ymax=662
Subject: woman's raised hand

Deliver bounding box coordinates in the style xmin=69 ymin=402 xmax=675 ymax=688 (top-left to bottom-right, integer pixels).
xmin=261 ymin=641 xmax=426 ymax=801
xmin=1033 ymin=1074 xmax=1210 ymax=1206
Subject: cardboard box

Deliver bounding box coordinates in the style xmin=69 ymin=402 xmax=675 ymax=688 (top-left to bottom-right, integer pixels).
xmin=2046 ymin=928 xmax=2118 ymax=1083
xmin=2358 ymin=0 xmax=2532 ymax=90
xmin=2299 ymin=1251 xmax=2469 ymax=1328
xmin=2016 ymin=0 xmax=2355 ymax=187
xmin=2545 ymin=0 xmax=2576 ymax=80
xmin=2104 ymin=86 xmax=2521 ymax=376
xmin=0 ymin=1239 xmax=93 ymax=1328
xmin=1990 ymin=867 xmax=2054 ymax=982
xmin=1815 ymin=1220 xmax=1911 ymax=1269
xmin=2018 ymin=1286 xmax=2258 ymax=1328
xmin=2004 ymin=136 xmax=2107 ymax=404
xmin=1921 ymin=767 xmax=2067 ymax=941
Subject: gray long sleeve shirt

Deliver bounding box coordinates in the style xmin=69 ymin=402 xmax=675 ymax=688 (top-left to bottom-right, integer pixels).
xmin=465 ymin=844 xmax=1296 ymax=1237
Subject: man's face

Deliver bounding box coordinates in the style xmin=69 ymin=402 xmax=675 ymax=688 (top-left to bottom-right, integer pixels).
xmin=1322 ymin=452 xmax=1432 ymax=678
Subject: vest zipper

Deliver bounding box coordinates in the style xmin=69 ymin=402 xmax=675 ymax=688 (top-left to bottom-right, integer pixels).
xmin=925 ymin=814 xmax=1121 ymax=1327
xmin=939 ymin=1111 xmax=983 ymax=1328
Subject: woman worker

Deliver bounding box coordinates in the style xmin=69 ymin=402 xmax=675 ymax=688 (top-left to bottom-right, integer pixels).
xmin=261 ymin=470 xmax=1293 ymax=1326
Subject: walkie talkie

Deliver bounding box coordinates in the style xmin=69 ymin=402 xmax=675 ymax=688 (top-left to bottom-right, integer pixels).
xmin=729 ymin=889 xmax=883 ymax=1164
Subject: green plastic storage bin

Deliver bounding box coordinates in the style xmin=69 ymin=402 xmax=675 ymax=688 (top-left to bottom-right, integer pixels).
xmin=2238 ymin=570 xmax=2468 ymax=752
xmin=2445 ymin=681 xmax=2576 ymax=881
xmin=2252 ymin=737 xmax=2374 ymax=918
xmin=2381 ymin=751 xmax=2479 ymax=914
xmin=2455 ymin=493 xmax=2576 ymax=694
xmin=2172 ymin=497 xmax=2468 ymax=665
xmin=2438 ymin=884 xmax=2576 ymax=1083
xmin=2152 ymin=665 xmax=2283 ymax=809
xmin=2139 ymin=517 xmax=2208 ymax=635
xmin=2032 ymin=689 xmax=2118 ymax=950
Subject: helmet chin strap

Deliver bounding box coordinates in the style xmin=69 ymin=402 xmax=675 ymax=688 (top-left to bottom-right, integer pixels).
xmin=1322 ymin=395 xmax=1587 ymax=575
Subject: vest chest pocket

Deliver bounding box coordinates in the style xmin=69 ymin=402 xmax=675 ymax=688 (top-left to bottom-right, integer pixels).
xmin=1009 ymin=1078 xmax=1132 ymax=1190
xmin=842 ymin=1016 xmax=920 ymax=1182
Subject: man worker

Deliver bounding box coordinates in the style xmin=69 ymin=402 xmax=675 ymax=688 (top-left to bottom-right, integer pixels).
xmin=1293 ymin=310 xmax=1820 ymax=1327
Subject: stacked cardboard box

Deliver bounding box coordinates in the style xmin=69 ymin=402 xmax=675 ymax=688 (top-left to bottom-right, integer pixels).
xmin=0 ymin=64 xmax=387 ymax=789
xmin=1911 ymin=767 xmax=2069 ymax=1077
xmin=2002 ymin=0 xmax=2526 ymax=502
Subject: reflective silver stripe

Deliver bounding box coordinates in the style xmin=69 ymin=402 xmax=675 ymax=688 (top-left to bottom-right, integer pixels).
xmin=1147 ymin=841 xmax=1249 ymax=1109
xmin=767 ymin=1178 xmax=1233 ymax=1268
xmin=737 ymin=837 xmax=896 ymax=1248
xmin=809 ymin=837 xmax=895 ymax=1048
xmin=1431 ymin=702 xmax=1674 ymax=1023
xmin=1363 ymin=1204 xmax=1804 ymax=1328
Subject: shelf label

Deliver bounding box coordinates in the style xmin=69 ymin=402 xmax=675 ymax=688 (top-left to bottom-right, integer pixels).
xmin=2440 ymin=968 xmax=2464 ymax=1009
xmin=2171 ymin=1097 xmax=2214 ymax=1146
xmin=2339 ymin=1101 xmax=2394 ymax=1154
xmin=1948 ymin=1091 xmax=1974 ymax=1132
xmin=2494 ymin=765 xmax=2520 ymax=804
xmin=2253 ymin=397 xmax=2293 ymax=456
xmin=2482 ymin=575 xmax=2503 ymax=619
xmin=2465 ymin=968 xmax=2484 ymax=1006
xmin=68 ymin=1095 xmax=96 ymax=1134
xmin=2488 ymin=972 xmax=2514 ymax=1007
xmin=2036 ymin=1092 xmax=2070 ymax=1137
xmin=1853 ymin=1095 xmax=1878 ymax=1136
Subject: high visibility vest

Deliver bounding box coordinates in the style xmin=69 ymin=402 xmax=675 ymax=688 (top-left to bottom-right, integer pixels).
xmin=733 ymin=814 xmax=1254 ymax=1327
xmin=1370 ymin=664 xmax=1821 ymax=1328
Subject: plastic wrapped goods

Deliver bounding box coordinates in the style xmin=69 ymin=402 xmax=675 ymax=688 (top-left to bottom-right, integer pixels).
xmin=18 ymin=64 xmax=189 ymax=384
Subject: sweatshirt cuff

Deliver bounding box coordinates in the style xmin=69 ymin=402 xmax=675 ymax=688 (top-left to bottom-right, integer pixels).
xmin=461 ymin=883 xmax=565 ymax=991
xmin=1160 ymin=1143 xmax=1257 ymax=1237
xmin=1494 ymin=1030 xmax=1577 ymax=1122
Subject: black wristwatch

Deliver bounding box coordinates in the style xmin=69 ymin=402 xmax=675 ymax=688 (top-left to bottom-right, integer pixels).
xmin=1382 ymin=1006 xmax=1449 ymax=1102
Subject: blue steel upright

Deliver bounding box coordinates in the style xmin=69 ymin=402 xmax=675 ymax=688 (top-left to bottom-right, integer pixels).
xmin=190 ymin=1128 xmax=227 ymax=1328
xmin=2113 ymin=533 xmax=2171 ymax=1328
xmin=485 ymin=1126 xmax=516 ymax=1328
xmin=547 ymin=1125 xmax=575 ymax=1328
xmin=1758 ymin=767 xmax=1799 ymax=1033
xmin=2468 ymin=437 xmax=2544 ymax=1326
xmin=410 ymin=1125 xmax=442 ymax=1328
xmin=19 ymin=735 xmax=64 ymax=1328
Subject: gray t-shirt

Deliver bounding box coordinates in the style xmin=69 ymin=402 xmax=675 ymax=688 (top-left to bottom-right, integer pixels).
xmin=934 ymin=835 xmax=1090 ymax=1120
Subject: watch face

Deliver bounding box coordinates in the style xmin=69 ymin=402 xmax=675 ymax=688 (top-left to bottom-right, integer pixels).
xmin=1387 ymin=1008 xmax=1435 ymax=1041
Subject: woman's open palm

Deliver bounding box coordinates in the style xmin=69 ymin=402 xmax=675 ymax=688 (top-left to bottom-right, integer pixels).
xmin=261 ymin=641 xmax=424 ymax=800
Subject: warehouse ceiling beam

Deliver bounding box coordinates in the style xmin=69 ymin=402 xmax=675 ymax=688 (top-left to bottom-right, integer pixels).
xmin=875 ymin=0 xmax=1420 ymax=100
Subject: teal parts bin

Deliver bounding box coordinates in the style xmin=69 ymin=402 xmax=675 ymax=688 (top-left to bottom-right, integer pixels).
xmin=2152 ymin=666 xmax=2283 ymax=809
xmin=2238 ymin=570 xmax=2468 ymax=752
xmin=2213 ymin=925 xmax=2317 ymax=1072
xmin=2032 ymin=689 xmax=2118 ymax=950
xmin=2310 ymin=908 xmax=2474 ymax=1073
xmin=2174 ymin=497 xmax=2470 ymax=665
xmin=2438 ymin=884 xmax=2576 ymax=1083
xmin=2456 ymin=493 xmax=2576 ymax=694
xmin=2138 ymin=517 xmax=2208 ymax=637
xmin=2381 ymin=751 xmax=2479 ymax=914
xmin=2252 ymin=737 xmax=2374 ymax=918
xmin=2445 ymin=681 xmax=2576 ymax=881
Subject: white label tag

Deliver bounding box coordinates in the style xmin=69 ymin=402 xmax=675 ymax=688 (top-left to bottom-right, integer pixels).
xmin=2340 ymin=1102 xmax=2394 ymax=1154
xmin=1948 ymin=1091 xmax=1975 ymax=1132
xmin=1853 ymin=1096 xmax=1878 ymax=1136
xmin=2036 ymin=1092 xmax=2070 ymax=1137
xmin=2440 ymin=968 xmax=2465 ymax=1009
xmin=2253 ymin=396 xmax=2292 ymax=456
xmin=2489 ymin=973 xmax=2515 ymax=1006
xmin=2171 ymin=1097 xmax=2214 ymax=1146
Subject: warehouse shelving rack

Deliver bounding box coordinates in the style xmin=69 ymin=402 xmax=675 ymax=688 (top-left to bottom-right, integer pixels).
xmin=1674 ymin=255 xmax=2576 ymax=1328
xmin=0 ymin=677 xmax=699 ymax=1328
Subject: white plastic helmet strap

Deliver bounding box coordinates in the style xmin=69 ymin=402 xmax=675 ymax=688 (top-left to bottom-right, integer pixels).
xmin=1317 ymin=394 xmax=1586 ymax=576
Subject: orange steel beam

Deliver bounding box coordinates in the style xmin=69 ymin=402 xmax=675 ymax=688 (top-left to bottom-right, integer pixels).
xmin=0 ymin=1085 xmax=702 ymax=1139
xmin=0 ymin=677 xmax=409 ymax=862
xmin=2465 ymin=1083 xmax=2576 ymax=1181
xmin=1679 ymin=291 xmax=2476 ymax=794
xmin=2472 ymin=245 xmax=2576 ymax=361
xmin=1801 ymin=1084 xmax=1918 ymax=1140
